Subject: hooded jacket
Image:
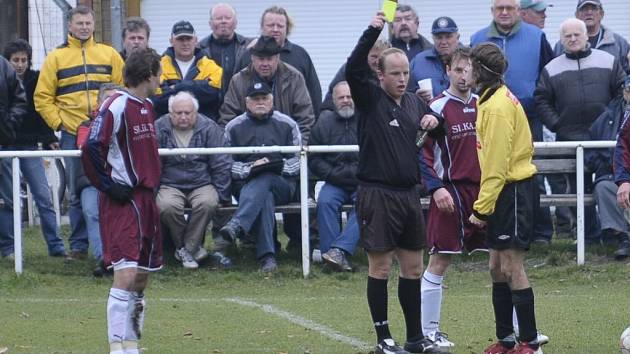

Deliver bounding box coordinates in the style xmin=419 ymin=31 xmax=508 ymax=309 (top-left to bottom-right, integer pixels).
xmin=34 ymin=35 xmax=124 ymax=135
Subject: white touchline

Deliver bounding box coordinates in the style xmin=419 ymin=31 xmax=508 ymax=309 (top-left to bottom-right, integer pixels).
xmin=224 ymin=297 xmax=371 ymax=351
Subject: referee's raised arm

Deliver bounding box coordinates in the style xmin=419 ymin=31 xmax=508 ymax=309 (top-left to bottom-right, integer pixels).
xmin=345 ymin=12 xmax=386 ymax=111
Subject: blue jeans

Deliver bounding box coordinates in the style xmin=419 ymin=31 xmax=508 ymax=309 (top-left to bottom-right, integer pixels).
xmin=18 ymin=152 xmax=66 ymax=255
xmin=316 ymin=183 xmax=359 ymax=254
xmin=60 ymin=131 xmax=89 ymax=252
xmin=0 ymin=156 xmax=14 ymax=256
xmin=233 ymin=173 xmax=295 ymax=260
xmin=81 ymin=186 xmax=101 ymax=260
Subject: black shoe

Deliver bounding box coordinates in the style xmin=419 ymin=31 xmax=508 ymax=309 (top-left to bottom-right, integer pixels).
xmin=532 ymin=237 xmax=550 ymax=246
xmin=322 ymin=248 xmax=353 ymax=272
xmin=614 ymin=241 xmax=630 ymax=260
xmin=376 ymin=339 xmax=409 ymax=354
xmin=404 ymin=337 xmax=444 ymax=353
xmin=260 ymin=255 xmax=278 ymax=273
xmin=92 ymin=261 xmax=112 ymax=277
xmin=219 ymin=221 xmax=243 ymax=243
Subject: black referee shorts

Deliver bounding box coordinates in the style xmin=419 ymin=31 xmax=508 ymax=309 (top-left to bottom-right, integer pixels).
xmin=486 ymin=176 xmax=535 ymax=251
xmin=356 ymin=184 xmax=426 ymax=252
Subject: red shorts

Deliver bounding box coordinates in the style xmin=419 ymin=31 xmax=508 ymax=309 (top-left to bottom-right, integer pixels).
xmin=100 ymin=187 xmax=163 ymax=271
xmin=427 ymin=183 xmax=487 ymax=254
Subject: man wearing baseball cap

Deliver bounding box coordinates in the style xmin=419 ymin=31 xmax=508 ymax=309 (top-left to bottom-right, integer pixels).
xmin=153 ymin=20 xmax=223 ymax=120
xmin=221 ymin=80 xmax=302 ymax=274
xmin=519 ymin=0 xmax=552 ymax=29
xmin=553 ymin=0 xmax=629 ymax=74
xmin=409 ymin=16 xmax=461 ymax=102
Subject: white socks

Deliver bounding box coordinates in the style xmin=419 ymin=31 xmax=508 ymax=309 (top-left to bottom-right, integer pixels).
xmin=421 ymin=270 xmax=444 ymax=336
xmin=108 ymin=288 xmax=145 ymax=354
xmin=108 ymin=288 xmax=130 ymax=352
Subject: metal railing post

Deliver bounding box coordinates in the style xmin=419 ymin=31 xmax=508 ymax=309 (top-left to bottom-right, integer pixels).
xmin=13 ymin=157 xmax=22 ymax=274
xmin=299 ymin=149 xmax=310 ymax=278
xmin=576 ymin=146 xmax=585 ymax=265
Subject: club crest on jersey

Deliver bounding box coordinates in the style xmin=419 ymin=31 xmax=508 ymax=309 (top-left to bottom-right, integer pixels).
xmin=140 ymin=108 xmax=149 ymax=115
xmin=463 ymin=107 xmax=476 ymax=113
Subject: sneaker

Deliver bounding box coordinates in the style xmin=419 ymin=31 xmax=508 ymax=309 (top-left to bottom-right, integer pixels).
xmin=322 ymin=248 xmax=353 ymax=272
xmin=614 ymin=241 xmax=630 ymax=260
xmin=404 ymin=336 xmax=445 ymax=353
xmin=176 ymin=248 xmax=198 ymax=269
xmin=427 ymin=331 xmax=455 ymax=348
xmin=507 ymin=341 xmax=539 ymax=354
xmin=536 ymin=332 xmax=549 ymax=346
xmin=193 ymin=247 xmax=209 ymax=263
xmin=532 ymin=238 xmax=550 ymax=246
xmin=219 ymin=220 xmax=243 ymax=243
xmin=484 ymin=341 xmax=515 ymax=354
xmin=376 ymin=338 xmax=410 ymax=354
xmin=212 ymin=251 xmax=234 ymax=269
xmin=260 ymin=255 xmax=277 ymax=273
xmin=50 ymin=249 xmax=68 ymax=258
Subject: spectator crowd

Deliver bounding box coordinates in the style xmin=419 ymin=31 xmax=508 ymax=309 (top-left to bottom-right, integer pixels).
xmin=1 ymin=0 xmax=629 ymax=276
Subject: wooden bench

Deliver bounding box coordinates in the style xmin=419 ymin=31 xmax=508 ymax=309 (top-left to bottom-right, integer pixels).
xmin=214 ymin=146 xmax=592 ymax=216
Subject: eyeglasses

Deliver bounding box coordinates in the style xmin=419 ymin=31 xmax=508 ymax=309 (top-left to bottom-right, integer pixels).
xmin=493 ymin=6 xmax=517 ymax=13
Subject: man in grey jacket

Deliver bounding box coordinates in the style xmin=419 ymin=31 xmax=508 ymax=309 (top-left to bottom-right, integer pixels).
xmin=536 ymin=18 xmax=626 ymax=244
xmin=553 ymin=0 xmax=630 ymax=74
xmin=156 ymin=91 xmax=231 ymax=269
xmin=219 ymin=35 xmax=314 ymax=143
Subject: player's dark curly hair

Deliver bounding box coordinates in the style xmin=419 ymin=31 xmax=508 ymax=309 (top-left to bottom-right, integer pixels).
xmin=3 ymin=39 xmax=32 ymax=67
xmin=471 ymin=42 xmax=507 ymax=103
xmin=124 ymin=47 xmax=161 ymax=88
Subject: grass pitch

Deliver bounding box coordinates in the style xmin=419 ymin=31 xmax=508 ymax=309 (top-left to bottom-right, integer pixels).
xmin=1 ymin=227 xmax=630 ymax=353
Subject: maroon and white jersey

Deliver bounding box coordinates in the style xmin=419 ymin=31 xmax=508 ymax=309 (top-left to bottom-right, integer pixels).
xmin=82 ymin=90 xmax=161 ymax=191
xmin=420 ymin=91 xmax=480 ymax=193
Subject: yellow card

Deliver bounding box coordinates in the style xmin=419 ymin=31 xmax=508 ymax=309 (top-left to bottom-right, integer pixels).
xmin=382 ymin=0 xmax=397 ymax=22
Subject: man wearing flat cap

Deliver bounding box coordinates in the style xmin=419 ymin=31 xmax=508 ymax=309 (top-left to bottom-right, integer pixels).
xmin=220 ymin=81 xmax=302 ymax=274
xmin=219 ymin=35 xmax=314 ymax=143
xmin=519 ymin=0 xmax=553 ymax=29
xmin=553 ymin=0 xmax=630 ymax=74
xmin=409 ymin=16 xmax=462 ymax=102
xmin=153 ymin=20 xmax=224 ymax=120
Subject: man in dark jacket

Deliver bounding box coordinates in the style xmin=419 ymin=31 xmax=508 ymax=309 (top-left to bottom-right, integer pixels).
xmin=234 ymin=6 xmax=321 ymax=115
xmin=220 ymin=81 xmax=301 ymax=274
xmin=156 ymin=91 xmax=231 ymax=270
xmin=0 ymin=54 xmax=26 ymax=259
xmin=391 ymin=4 xmax=433 ymax=61
xmin=119 ymin=17 xmax=150 ymax=60
xmin=536 ymin=18 xmax=626 ymax=244
xmin=4 ymin=39 xmax=66 ymax=258
xmin=309 ymin=81 xmax=359 ymax=272
xmin=198 ymin=3 xmax=251 ymax=94
xmin=586 ymin=77 xmax=630 ymax=259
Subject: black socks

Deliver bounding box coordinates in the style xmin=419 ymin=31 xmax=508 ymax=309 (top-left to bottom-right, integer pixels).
xmin=367 ymin=276 xmax=392 ymax=342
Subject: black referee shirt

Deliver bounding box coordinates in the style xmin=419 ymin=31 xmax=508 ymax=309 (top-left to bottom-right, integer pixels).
xmin=346 ymin=26 xmax=434 ymax=189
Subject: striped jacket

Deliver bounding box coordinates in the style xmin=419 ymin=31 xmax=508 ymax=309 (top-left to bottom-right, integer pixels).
xmin=224 ymin=110 xmax=301 ymax=181
xmin=34 ymin=35 xmax=124 ymax=135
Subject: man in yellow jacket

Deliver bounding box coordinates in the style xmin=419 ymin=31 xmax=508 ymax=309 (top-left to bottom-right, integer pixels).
xmin=153 ymin=20 xmax=223 ymax=121
xmin=468 ymin=43 xmax=541 ymax=354
xmin=34 ymin=5 xmax=124 ymax=261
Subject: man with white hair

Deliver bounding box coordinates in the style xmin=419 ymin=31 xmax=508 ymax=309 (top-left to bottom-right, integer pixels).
xmin=535 ymin=18 xmax=626 ymax=245
xmin=198 ymin=3 xmax=252 ymax=92
xmin=155 ymin=91 xmax=232 ymax=269
xmin=553 ymin=0 xmax=629 ymax=74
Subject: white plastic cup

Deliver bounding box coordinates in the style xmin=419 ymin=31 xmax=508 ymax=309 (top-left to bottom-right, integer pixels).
xmin=418 ymin=79 xmax=433 ymax=99
xmin=312 ymin=249 xmax=322 ymax=263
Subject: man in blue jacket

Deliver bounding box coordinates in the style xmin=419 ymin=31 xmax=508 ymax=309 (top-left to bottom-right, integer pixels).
xmin=471 ymin=0 xmax=555 ymax=244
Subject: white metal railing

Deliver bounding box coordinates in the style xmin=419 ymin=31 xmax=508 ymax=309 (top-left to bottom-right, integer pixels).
xmin=3 ymin=141 xmax=617 ymax=277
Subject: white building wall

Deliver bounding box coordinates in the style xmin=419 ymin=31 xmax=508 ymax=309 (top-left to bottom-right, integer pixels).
xmin=29 ymin=0 xmax=78 ymax=70
xmin=142 ymin=0 xmax=630 ymax=90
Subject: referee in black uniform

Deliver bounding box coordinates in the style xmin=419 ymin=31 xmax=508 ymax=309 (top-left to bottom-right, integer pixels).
xmin=346 ymin=12 xmax=443 ymax=354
